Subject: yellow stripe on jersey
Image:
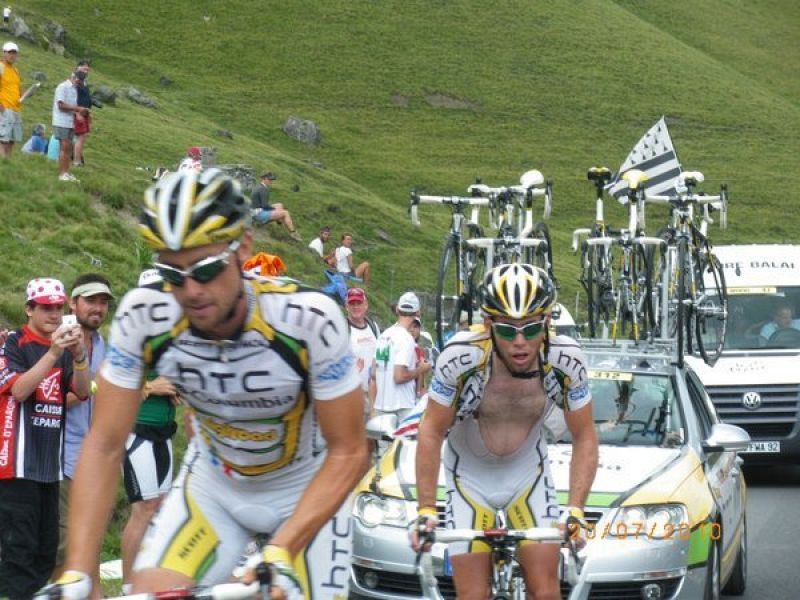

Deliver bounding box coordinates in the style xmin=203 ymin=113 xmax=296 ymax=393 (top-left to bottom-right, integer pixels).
xmin=161 ymin=487 xmax=220 ymax=579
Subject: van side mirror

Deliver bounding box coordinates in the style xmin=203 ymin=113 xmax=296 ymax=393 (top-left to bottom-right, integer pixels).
xmin=702 ymin=423 xmax=751 ymax=453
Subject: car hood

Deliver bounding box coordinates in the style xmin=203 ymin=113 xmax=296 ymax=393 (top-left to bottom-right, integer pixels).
xmin=548 ymin=444 xmax=682 ymax=505
xmin=356 ymin=439 xmax=683 ymax=507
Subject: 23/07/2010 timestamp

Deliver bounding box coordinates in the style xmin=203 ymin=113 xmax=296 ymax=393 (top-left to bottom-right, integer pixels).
xmin=570 ymin=521 xmax=721 ymax=541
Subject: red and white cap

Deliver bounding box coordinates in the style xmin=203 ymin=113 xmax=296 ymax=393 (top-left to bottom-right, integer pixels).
xmin=26 ymin=278 xmax=67 ymax=305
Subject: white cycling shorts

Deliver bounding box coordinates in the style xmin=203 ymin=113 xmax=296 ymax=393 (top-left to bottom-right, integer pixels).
xmin=122 ymin=433 xmax=173 ymax=502
xmin=133 ymin=444 xmax=353 ymax=597
xmin=442 ymin=418 xmax=560 ymax=556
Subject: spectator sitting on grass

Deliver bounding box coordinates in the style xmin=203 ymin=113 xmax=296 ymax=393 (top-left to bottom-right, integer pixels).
xmin=21 ymin=123 xmax=47 ymax=154
xmin=308 ymin=225 xmax=336 ymax=266
xmin=251 ymin=171 xmax=302 ymax=241
xmin=334 ymin=232 xmax=370 ymax=285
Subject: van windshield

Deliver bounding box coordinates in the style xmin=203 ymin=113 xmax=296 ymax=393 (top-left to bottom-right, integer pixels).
xmin=725 ymin=287 xmax=800 ymax=349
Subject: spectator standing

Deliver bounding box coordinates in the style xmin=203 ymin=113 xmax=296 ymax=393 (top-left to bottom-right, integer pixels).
xmin=72 ymin=60 xmax=92 ymax=167
xmin=0 ymin=40 xmax=22 ymax=158
xmin=52 ymin=71 xmax=89 ymax=182
xmin=52 ymin=274 xmax=113 ymax=597
xmin=21 ymin=122 xmax=47 ymax=154
xmin=251 ymin=171 xmax=302 ymax=241
xmin=177 ymin=146 xmax=203 ymax=172
xmin=345 ymin=288 xmax=380 ymax=407
xmin=334 ymin=232 xmax=371 ymax=285
xmin=0 ymin=278 xmax=90 ymax=599
xmin=120 ymin=270 xmax=180 ymax=591
xmin=370 ymin=292 xmax=431 ymax=422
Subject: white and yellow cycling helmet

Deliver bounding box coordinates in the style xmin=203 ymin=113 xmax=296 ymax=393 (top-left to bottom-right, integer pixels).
xmin=139 ymin=168 xmax=251 ymax=251
xmin=480 ymin=264 xmax=557 ymax=320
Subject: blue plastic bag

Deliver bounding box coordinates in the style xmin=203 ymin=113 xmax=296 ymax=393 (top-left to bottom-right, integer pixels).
xmin=46 ymin=135 xmax=60 ymax=161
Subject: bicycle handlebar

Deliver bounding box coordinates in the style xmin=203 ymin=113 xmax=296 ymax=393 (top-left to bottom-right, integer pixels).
xmin=409 ymin=192 xmax=490 ymax=226
xmin=432 ymin=526 xmax=563 ymax=544
xmin=107 ymin=582 xmax=262 ymax=599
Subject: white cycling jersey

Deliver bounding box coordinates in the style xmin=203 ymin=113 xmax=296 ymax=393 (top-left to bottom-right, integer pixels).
xmin=103 ymin=277 xmax=360 ymax=483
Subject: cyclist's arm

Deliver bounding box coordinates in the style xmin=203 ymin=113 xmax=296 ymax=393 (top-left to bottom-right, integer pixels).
xmin=416 ymin=399 xmax=456 ymax=510
xmin=65 ymin=375 xmax=143 ymax=575
xmin=564 ymin=403 xmax=598 ymax=508
xmin=269 ymin=384 xmax=368 ymax=556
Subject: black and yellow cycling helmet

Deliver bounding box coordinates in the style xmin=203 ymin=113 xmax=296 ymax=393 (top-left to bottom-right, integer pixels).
xmin=139 ymin=169 xmax=251 ymax=251
xmin=480 ymin=264 xmax=557 ymax=320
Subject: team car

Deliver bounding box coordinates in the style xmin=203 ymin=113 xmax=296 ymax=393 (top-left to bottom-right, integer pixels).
xmin=350 ymin=340 xmax=749 ymax=600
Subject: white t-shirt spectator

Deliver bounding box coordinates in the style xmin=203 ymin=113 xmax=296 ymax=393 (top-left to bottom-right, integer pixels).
xmin=178 ymin=157 xmax=203 ymax=172
xmin=335 ymin=246 xmax=352 ymax=273
xmin=309 ymin=237 xmax=324 ymax=257
xmin=350 ymin=320 xmax=380 ymax=392
xmin=374 ymin=323 xmax=417 ymax=413
xmin=52 ymin=79 xmax=78 ymax=129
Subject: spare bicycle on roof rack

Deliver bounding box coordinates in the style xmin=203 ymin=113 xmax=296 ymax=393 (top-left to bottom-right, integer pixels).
xmin=410 ymin=170 xmax=554 ymax=349
xmin=573 ymin=168 xmax=729 ymax=368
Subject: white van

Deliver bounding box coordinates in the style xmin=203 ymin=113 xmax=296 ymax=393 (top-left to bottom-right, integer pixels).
xmin=687 ymin=244 xmax=800 ymax=464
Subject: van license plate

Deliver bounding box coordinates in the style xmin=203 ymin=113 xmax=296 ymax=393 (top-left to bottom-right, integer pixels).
xmin=743 ymin=441 xmax=780 ymax=453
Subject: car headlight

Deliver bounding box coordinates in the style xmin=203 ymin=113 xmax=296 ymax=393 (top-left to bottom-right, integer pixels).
xmin=609 ymin=504 xmax=689 ymax=539
xmin=353 ymin=493 xmax=408 ymax=528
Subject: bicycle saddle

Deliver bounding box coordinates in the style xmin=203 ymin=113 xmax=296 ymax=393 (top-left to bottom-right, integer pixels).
xmin=519 ymin=169 xmax=544 ymax=188
xmin=622 ymin=168 xmax=648 ymax=190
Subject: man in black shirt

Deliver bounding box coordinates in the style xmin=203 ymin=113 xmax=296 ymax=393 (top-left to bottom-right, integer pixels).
xmin=251 ymin=171 xmax=302 ymax=241
xmin=0 ymin=278 xmax=90 ymax=599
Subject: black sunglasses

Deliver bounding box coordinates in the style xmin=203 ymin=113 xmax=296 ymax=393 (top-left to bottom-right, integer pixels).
xmin=154 ymin=241 xmax=239 ymax=287
xmin=491 ymin=319 xmax=547 ymax=341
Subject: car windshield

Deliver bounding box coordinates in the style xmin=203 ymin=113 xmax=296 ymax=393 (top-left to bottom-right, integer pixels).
xmin=725 ymin=286 xmax=800 ymax=350
xmin=557 ymin=372 xmax=684 ymax=448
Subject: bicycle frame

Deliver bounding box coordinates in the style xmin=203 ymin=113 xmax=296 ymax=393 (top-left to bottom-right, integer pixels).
xmin=416 ymin=510 xmax=582 ymax=600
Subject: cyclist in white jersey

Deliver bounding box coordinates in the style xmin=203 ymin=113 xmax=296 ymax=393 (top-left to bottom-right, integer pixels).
xmin=411 ymin=264 xmax=598 ymax=600
xmin=44 ymin=169 xmax=368 ymax=599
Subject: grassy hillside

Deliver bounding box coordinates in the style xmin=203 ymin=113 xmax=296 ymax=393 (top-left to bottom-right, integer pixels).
xmin=7 ymin=0 xmax=799 ymax=325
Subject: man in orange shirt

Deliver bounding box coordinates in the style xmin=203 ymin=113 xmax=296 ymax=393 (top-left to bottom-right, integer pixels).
xmin=0 ymin=41 xmax=23 ymax=158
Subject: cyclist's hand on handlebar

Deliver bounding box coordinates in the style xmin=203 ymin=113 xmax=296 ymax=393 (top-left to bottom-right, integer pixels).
xmin=559 ymin=506 xmax=588 ymax=550
xmin=243 ymin=544 xmax=303 ymax=600
xmin=34 ymin=570 xmax=92 ymax=600
xmin=409 ymin=507 xmax=438 ymax=552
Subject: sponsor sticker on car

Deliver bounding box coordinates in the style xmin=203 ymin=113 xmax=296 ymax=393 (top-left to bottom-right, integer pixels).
xmin=588 ymin=370 xmax=633 ymax=382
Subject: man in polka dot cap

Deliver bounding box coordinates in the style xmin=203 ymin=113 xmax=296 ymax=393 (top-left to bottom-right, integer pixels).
xmin=0 ymin=277 xmax=91 ymax=598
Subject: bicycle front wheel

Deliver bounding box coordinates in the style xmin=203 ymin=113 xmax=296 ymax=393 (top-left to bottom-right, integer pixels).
xmin=435 ymin=235 xmax=463 ymax=349
xmin=695 ymin=252 xmax=728 ymax=366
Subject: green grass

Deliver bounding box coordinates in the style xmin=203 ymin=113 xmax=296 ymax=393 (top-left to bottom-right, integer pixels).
xmin=2 ymin=0 xmax=799 ymax=566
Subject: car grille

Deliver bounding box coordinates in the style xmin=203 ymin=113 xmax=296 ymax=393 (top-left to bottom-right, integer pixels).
xmin=706 ymin=384 xmax=799 ymax=439
xmin=562 ymin=577 xmax=681 ymax=599
xmin=355 ymin=566 xmax=681 ymax=600
xmin=352 ymin=565 xmax=457 ymax=598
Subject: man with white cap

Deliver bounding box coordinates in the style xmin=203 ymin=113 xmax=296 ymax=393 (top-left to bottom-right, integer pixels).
xmin=0 ymin=40 xmax=23 ymax=158
xmin=0 ymin=278 xmax=90 ymax=599
xmin=370 ymin=291 xmax=431 ymax=423
xmin=52 ymin=274 xmax=114 ymax=597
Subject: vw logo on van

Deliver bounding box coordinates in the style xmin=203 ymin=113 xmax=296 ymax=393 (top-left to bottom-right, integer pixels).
xmin=742 ymin=391 xmax=762 ymax=410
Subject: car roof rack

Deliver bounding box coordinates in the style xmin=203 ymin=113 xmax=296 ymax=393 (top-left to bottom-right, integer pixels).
xmin=578 ymin=337 xmax=679 ymax=364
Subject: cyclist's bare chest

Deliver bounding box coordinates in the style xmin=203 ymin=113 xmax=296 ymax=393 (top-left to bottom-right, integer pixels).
xmin=477 ymin=373 xmax=546 ymax=425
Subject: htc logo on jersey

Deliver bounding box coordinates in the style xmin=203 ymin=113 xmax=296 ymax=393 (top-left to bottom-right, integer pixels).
xmin=114 ymin=301 xmax=171 ymax=335
xmin=176 ymin=362 xmax=274 ymax=394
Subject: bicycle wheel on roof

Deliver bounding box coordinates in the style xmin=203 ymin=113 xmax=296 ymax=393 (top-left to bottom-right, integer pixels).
xmin=695 ymin=251 xmax=728 ymax=366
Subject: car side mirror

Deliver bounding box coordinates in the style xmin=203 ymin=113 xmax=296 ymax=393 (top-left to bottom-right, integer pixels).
xmin=365 ymin=414 xmax=398 ymax=442
xmin=702 ymin=423 xmax=751 ymax=453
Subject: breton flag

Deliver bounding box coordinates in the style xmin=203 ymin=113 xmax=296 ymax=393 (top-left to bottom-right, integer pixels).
xmin=607 ymin=116 xmax=682 ymax=201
